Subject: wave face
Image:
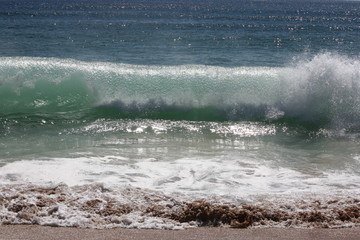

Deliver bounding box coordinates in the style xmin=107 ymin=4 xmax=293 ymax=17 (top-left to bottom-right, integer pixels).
xmin=0 ymin=53 xmax=359 ymax=130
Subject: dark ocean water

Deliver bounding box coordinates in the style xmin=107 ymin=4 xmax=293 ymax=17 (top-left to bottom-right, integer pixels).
xmin=0 ymin=0 xmax=360 ymax=229
xmin=1 ymin=0 xmax=359 ymax=65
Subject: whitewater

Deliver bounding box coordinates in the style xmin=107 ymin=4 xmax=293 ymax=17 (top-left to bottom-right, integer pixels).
xmin=1 ymin=0 xmax=360 ymax=230
xmin=1 ymin=53 xmax=360 ymax=229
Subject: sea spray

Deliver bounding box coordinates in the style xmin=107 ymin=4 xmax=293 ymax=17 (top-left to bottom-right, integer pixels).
xmin=279 ymin=53 xmax=360 ymax=130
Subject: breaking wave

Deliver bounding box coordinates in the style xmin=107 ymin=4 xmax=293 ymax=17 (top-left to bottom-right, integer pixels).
xmin=0 ymin=53 xmax=359 ymax=130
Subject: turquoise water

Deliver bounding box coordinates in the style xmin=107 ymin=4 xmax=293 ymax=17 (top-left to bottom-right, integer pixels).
xmin=0 ymin=0 xmax=360 ymax=229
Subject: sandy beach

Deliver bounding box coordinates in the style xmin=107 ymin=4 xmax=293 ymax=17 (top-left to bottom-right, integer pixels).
xmin=0 ymin=225 xmax=360 ymax=240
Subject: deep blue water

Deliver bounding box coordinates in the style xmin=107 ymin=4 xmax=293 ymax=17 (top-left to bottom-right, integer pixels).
xmin=0 ymin=0 xmax=359 ymax=66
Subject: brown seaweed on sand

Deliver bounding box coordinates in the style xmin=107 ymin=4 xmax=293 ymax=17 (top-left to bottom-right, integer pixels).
xmin=1 ymin=185 xmax=360 ymax=229
xmin=146 ymin=199 xmax=360 ymax=228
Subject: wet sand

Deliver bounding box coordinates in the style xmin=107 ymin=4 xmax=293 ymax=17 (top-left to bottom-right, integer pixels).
xmin=0 ymin=226 xmax=359 ymax=240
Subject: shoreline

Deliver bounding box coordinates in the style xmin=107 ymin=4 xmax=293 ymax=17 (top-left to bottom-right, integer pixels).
xmin=1 ymin=184 xmax=360 ymax=229
xmin=1 ymin=225 xmax=360 ymax=240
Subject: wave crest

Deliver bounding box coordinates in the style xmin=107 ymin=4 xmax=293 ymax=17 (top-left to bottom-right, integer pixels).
xmin=280 ymin=53 xmax=360 ymax=130
xmin=0 ymin=53 xmax=359 ymax=130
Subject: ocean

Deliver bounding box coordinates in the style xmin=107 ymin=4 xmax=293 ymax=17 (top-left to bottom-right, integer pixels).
xmin=0 ymin=0 xmax=360 ymax=229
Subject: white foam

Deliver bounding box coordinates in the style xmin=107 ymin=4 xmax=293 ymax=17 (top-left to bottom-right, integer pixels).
xmin=0 ymin=183 xmax=196 ymax=229
xmin=1 ymin=154 xmax=359 ymax=198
